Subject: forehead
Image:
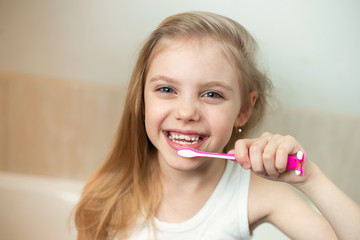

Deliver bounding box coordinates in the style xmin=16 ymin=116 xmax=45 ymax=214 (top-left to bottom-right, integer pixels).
xmin=146 ymin=37 xmax=239 ymax=84
xmin=150 ymin=36 xmax=229 ymax=64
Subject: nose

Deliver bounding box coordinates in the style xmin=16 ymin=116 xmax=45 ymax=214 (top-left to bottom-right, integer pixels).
xmin=174 ymin=98 xmax=200 ymax=123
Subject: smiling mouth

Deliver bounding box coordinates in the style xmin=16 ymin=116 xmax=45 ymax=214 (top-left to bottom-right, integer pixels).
xmin=167 ymin=131 xmax=204 ymax=145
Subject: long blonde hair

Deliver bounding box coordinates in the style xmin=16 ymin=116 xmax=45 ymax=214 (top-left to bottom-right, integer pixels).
xmin=74 ymin=11 xmax=271 ymax=239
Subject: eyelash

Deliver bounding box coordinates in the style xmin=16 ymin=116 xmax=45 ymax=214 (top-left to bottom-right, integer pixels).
xmin=157 ymin=86 xmax=176 ymax=94
xmin=202 ymin=91 xmax=223 ymax=99
xmin=155 ymin=87 xmax=224 ymax=100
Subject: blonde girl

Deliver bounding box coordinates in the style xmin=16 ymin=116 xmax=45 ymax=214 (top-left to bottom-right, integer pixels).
xmin=75 ymin=11 xmax=360 ymax=239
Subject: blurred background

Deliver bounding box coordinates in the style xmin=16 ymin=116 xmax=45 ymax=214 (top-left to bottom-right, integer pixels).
xmin=1 ymin=0 xmax=359 ymax=114
xmin=1 ymin=0 xmax=360 ymax=193
xmin=0 ymin=1 xmax=359 ymax=239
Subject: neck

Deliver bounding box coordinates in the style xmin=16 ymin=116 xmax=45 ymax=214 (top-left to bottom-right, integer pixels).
xmin=156 ymin=157 xmax=226 ymax=223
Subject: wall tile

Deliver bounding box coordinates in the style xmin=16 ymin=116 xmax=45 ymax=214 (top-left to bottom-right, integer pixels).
xmin=0 ymin=77 xmax=9 ymax=170
xmin=1 ymin=74 xmax=126 ymax=180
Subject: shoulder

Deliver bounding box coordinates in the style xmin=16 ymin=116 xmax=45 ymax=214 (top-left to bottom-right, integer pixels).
xmin=248 ymin=172 xmax=304 ymax=230
xmin=247 ymin=173 xmax=333 ymax=239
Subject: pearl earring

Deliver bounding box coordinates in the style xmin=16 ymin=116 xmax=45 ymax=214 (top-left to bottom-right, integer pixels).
xmin=238 ymin=128 xmax=242 ymax=133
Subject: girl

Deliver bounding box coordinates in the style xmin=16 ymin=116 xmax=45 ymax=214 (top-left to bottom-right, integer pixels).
xmin=75 ymin=11 xmax=360 ymax=239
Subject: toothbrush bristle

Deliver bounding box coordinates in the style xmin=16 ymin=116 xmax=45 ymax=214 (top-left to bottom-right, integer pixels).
xmin=177 ymin=148 xmax=196 ymax=158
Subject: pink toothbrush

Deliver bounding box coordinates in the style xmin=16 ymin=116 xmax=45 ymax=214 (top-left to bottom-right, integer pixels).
xmin=177 ymin=148 xmax=306 ymax=175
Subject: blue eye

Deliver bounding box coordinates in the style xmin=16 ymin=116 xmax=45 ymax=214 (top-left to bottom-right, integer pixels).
xmin=203 ymin=91 xmax=222 ymax=98
xmin=158 ymin=87 xmax=175 ymax=94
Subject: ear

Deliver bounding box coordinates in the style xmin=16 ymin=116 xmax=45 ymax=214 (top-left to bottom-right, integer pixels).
xmin=234 ymin=91 xmax=258 ymax=127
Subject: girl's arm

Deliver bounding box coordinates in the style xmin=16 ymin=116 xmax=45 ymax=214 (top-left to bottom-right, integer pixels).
xmin=295 ymin=161 xmax=360 ymax=240
xmin=248 ymin=172 xmax=337 ymax=240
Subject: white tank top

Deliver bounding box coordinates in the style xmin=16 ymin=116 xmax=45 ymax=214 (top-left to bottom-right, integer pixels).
xmin=126 ymin=161 xmax=251 ymax=240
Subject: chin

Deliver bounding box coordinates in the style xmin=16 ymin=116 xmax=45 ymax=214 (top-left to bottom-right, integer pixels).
xmin=159 ymin=151 xmax=206 ymax=172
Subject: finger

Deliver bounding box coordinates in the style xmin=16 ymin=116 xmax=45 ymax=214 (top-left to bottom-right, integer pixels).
xmin=249 ymin=133 xmax=272 ymax=174
xmin=234 ymin=139 xmax=252 ymax=169
xmin=275 ymin=135 xmax=304 ymax=173
xmin=263 ymin=134 xmax=283 ymax=177
xmin=274 ymin=160 xmax=309 ymax=183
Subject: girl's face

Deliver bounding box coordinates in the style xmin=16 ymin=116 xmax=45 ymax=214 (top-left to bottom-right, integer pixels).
xmin=144 ymin=38 xmax=248 ymax=172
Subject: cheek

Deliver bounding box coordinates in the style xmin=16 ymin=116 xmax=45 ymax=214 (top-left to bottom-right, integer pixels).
xmin=208 ymin=111 xmax=236 ymax=135
xmin=144 ymin=94 xmax=157 ymax=137
xmin=144 ymin=98 xmax=170 ymax=134
xmin=206 ymin=104 xmax=240 ymax=140
xmin=144 ymin=103 xmax=157 ymax=132
xmin=212 ymin=115 xmax=234 ymax=137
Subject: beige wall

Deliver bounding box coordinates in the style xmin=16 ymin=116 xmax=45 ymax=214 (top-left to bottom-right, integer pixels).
xmin=1 ymin=74 xmax=359 ymax=204
xmin=0 ymin=77 xmax=7 ymax=170
xmin=0 ymin=74 xmax=126 ymax=179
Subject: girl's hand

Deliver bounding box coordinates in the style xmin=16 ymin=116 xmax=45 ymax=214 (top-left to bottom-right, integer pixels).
xmin=230 ymin=132 xmax=312 ymax=184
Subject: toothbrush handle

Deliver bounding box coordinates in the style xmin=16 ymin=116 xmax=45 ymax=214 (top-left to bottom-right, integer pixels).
xmin=214 ymin=152 xmax=306 ymax=174
xmin=199 ymin=152 xmax=236 ymax=160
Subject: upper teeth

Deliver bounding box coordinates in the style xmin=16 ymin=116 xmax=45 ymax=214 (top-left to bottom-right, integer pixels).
xmin=168 ymin=133 xmax=202 ymax=144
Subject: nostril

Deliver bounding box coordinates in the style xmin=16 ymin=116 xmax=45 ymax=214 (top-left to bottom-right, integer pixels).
xmin=175 ymin=103 xmax=200 ymax=122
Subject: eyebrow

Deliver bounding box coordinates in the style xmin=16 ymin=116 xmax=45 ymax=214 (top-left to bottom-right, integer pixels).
xmin=202 ymin=81 xmax=233 ymax=92
xmin=149 ymin=75 xmax=178 ymax=84
xmin=149 ymin=74 xmax=234 ymax=91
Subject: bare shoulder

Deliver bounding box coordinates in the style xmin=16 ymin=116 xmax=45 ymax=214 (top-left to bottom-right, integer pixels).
xmin=248 ymin=172 xmax=336 ymax=239
xmin=247 ymin=172 xmax=291 ymax=230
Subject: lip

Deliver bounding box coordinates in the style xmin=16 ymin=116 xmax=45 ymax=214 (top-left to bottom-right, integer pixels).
xmin=163 ymin=129 xmax=209 ymax=151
